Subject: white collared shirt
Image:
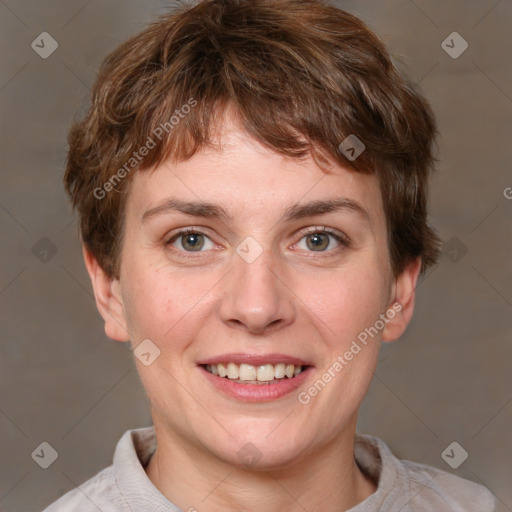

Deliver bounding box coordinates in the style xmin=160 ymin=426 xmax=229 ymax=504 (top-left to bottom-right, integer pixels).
xmin=41 ymin=426 xmax=496 ymax=512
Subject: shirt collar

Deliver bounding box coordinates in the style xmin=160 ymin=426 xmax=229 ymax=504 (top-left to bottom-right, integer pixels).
xmin=113 ymin=426 xmax=393 ymax=511
xmin=114 ymin=426 xmax=181 ymax=512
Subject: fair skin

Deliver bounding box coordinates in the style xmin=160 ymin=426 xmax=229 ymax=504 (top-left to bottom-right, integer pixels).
xmin=84 ymin=111 xmax=421 ymax=512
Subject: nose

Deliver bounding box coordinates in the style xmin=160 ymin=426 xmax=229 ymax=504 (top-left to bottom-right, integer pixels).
xmin=219 ymin=247 xmax=296 ymax=335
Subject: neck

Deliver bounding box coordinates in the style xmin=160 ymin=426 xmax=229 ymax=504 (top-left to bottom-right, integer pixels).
xmin=145 ymin=420 xmax=377 ymax=512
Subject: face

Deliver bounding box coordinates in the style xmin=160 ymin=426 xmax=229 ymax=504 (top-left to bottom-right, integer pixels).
xmin=93 ymin=112 xmax=414 ymax=470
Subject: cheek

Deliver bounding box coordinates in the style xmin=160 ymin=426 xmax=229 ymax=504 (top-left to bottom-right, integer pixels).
xmin=121 ymin=266 xmax=186 ymax=341
xmin=300 ymin=265 xmax=388 ymax=349
xmin=121 ymin=268 xmax=209 ymax=406
xmin=122 ymin=262 xmax=220 ymax=351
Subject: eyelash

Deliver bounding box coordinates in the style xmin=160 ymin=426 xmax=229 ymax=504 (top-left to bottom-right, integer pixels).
xmin=165 ymin=226 xmax=350 ymax=257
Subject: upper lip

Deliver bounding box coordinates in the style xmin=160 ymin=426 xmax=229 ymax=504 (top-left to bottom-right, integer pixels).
xmin=197 ymin=353 xmax=313 ymax=367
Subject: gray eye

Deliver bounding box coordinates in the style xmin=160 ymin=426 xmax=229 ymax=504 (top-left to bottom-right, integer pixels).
xmin=306 ymin=233 xmax=330 ymax=251
xmin=296 ymin=231 xmax=343 ymax=252
xmin=181 ymin=233 xmax=205 ymax=251
xmin=168 ymin=231 xmax=215 ymax=252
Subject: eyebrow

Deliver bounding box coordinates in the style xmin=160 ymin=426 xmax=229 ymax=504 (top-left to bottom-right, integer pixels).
xmin=141 ymin=197 xmax=370 ymax=225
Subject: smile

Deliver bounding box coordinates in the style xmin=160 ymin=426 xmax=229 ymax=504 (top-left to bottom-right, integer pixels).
xmin=198 ymin=358 xmax=313 ymax=401
xmin=203 ymin=362 xmax=306 ymax=384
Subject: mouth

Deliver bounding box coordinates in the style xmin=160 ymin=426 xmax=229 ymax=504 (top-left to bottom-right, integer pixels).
xmin=197 ymin=354 xmax=314 ymax=402
xmin=201 ymin=362 xmax=310 ymax=385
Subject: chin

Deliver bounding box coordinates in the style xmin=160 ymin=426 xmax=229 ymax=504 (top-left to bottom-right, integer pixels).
xmin=203 ymin=429 xmax=310 ymax=471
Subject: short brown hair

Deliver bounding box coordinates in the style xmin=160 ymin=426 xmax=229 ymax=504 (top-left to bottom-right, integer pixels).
xmin=64 ymin=0 xmax=441 ymax=280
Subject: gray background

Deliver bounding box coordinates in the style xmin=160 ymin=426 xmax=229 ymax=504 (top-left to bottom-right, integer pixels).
xmin=0 ymin=0 xmax=511 ymax=511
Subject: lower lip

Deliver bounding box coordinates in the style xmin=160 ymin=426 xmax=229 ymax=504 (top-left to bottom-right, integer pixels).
xmin=198 ymin=365 xmax=313 ymax=402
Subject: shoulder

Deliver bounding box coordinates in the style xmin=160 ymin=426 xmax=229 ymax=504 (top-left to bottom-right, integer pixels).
xmin=41 ymin=465 xmax=131 ymax=512
xmin=400 ymin=457 xmax=496 ymax=512
xmin=43 ymin=466 xmax=130 ymax=512
xmin=354 ymin=434 xmax=496 ymax=512
xmin=41 ymin=426 xmax=158 ymax=512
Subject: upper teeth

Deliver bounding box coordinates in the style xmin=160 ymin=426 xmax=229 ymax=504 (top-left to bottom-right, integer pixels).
xmin=205 ymin=363 xmax=303 ymax=381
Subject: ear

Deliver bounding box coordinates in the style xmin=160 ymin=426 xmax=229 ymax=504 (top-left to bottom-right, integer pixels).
xmin=381 ymin=257 xmax=422 ymax=343
xmin=82 ymin=246 xmax=130 ymax=342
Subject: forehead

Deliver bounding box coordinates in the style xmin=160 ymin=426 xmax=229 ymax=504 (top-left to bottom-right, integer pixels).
xmin=126 ymin=113 xmax=384 ymax=231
